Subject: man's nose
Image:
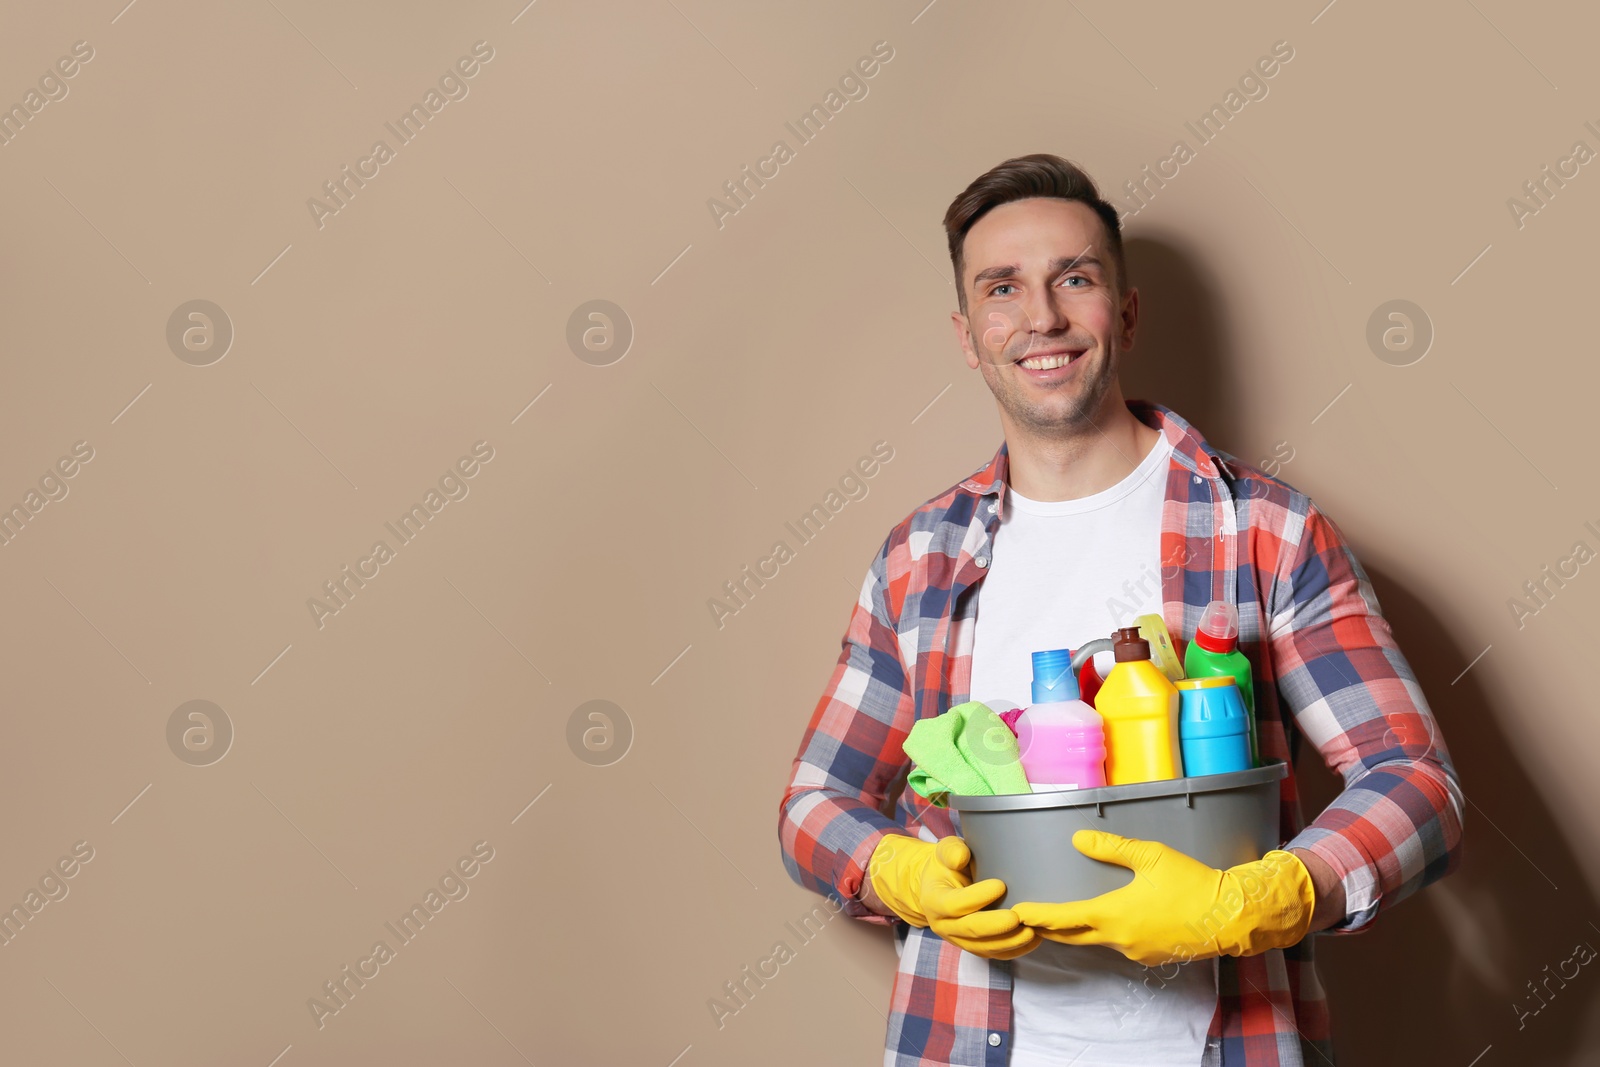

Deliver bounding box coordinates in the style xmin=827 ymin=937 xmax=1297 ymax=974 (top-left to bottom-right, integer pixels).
xmin=1019 ymin=288 xmax=1070 ymax=338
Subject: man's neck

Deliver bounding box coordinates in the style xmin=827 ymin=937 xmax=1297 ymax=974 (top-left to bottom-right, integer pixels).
xmin=1002 ymin=399 xmax=1161 ymax=502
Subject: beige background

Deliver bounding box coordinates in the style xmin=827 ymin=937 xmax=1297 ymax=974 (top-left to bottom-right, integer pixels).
xmin=0 ymin=0 xmax=1596 ymax=1063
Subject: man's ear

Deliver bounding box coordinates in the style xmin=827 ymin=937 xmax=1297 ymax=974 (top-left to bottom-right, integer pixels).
xmin=1117 ymin=286 xmax=1139 ymax=352
xmin=950 ymin=309 xmax=980 ymax=370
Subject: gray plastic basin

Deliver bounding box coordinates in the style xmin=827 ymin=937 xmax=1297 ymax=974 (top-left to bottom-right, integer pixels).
xmin=948 ymin=760 xmax=1288 ymax=906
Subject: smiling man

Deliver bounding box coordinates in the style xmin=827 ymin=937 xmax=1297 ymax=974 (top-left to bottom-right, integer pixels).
xmin=778 ymin=154 xmax=1464 ymax=1066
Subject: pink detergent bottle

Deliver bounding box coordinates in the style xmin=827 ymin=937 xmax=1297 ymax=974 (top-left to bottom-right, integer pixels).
xmin=1014 ymin=648 xmax=1107 ymax=791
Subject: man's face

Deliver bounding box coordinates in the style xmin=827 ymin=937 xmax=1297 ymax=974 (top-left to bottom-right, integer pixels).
xmin=950 ymin=197 xmax=1137 ymax=437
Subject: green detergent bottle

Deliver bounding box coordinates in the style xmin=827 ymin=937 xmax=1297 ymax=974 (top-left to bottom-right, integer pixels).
xmin=1183 ymin=601 xmax=1258 ymax=766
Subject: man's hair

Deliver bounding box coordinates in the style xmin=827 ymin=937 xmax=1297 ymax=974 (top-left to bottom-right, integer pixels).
xmin=942 ymin=153 xmax=1126 ymax=315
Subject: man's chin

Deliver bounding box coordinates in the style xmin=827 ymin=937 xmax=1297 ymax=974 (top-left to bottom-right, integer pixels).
xmin=1004 ymin=406 xmax=1094 ymax=436
xmin=1002 ymin=386 xmax=1114 ymax=433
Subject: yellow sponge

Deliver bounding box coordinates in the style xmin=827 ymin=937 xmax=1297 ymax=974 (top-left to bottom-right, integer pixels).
xmin=1135 ymin=613 xmax=1186 ymax=682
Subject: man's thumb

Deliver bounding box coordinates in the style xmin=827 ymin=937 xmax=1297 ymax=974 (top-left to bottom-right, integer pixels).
xmin=935 ymin=836 xmax=972 ymax=872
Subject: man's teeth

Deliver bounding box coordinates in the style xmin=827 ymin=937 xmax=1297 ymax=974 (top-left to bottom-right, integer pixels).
xmin=1018 ymin=353 xmax=1077 ymax=370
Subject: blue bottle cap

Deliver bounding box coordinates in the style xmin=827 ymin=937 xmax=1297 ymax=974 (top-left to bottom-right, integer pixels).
xmin=1030 ymin=648 xmax=1081 ymax=704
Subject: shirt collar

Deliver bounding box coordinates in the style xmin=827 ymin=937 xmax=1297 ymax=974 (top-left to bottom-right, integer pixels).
xmin=956 ymin=399 xmax=1234 ymax=500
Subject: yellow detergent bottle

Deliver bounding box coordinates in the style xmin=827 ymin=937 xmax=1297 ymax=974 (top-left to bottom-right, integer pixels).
xmin=1096 ymin=626 xmax=1184 ymax=785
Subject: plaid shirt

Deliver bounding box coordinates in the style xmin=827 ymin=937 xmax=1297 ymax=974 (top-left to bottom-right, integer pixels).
xmin=778 ymin=400 xmax=1464 ymax=1066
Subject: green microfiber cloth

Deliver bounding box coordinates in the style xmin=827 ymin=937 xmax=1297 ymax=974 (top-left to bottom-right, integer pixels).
xmin=904 ymin=701 xmax=1033 ymax=807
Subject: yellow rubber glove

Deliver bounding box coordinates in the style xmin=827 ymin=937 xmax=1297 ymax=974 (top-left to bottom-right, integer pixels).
xmin=1010 ymin=830 xmax=1315 ymax=968
xmin=868 ymin=834 xmax=1040 ymax=960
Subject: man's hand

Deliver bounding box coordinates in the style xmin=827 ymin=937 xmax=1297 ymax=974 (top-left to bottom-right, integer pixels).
xmin=1010 ymin=830 xmax=1315 ymax=968
xmin=868 ymin=834 xmax=1041 ymax=960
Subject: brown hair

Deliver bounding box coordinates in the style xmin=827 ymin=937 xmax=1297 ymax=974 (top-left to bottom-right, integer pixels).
xmin=942 ymin=153 xmax=1126 ymax=315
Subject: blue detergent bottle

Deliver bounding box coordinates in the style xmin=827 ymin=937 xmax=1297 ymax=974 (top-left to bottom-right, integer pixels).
xmin=1175 ymin=677 xmax=1253 ymax=777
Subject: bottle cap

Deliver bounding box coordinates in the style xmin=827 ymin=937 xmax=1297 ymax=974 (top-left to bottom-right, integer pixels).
xmin=1194 ymin=601 xmax=1240 ymax=653
xmin=1175 ymin=676 xmax=1234 ymax=689
xmin=1111 ymin=626 xmax=1151 ymax=663
xmin=1030 ymin=648 xmax=1081 ymax=703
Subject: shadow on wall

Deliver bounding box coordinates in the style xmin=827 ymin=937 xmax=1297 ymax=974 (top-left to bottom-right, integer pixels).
xmin=1125 ymin=234 xmax=1600 ymax=1063
xmin=1118 ymin=235 xmax=1244 ymax=439
xmin=1307 ymin=570 xmax=1600 ymax=1066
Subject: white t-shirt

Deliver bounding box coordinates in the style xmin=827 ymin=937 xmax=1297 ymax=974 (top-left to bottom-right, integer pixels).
xmin=966 ymin=431 xmax=1216 ymax=1067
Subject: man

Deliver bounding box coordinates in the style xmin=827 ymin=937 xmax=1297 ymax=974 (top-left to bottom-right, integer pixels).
xmin=777 ymin=153 xmax=1463 ymax=1066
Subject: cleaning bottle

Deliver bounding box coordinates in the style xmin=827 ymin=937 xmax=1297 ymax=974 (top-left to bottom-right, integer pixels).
xmin=1096 ymin=626 xmax=1183 ymax=784
xmin=1176 ymin=677 xmax=1252 ymax=776
xmin=1183 ymin=600 xmax=1258 ymax=766
xmin=1077 ymin=657 xmax=1105 ymax=708
xmin=1014 ymin=649 xmax=1106 ymax=791
xmin=1070 ymin=638 xmax=1113 ymax=708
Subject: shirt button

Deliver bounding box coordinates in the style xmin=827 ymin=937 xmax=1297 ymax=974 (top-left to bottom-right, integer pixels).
xmin=989 ymin=1033 xmax=1002 ymax=1046
xmin=975 ymin=556 xmax=988 ymax=568
xmin=987 ymin=501 xmax=998 ymax=514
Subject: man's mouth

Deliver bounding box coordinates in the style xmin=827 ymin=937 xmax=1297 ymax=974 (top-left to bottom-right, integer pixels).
xmin=1015 ymin=349 xmax=1085 ymax=371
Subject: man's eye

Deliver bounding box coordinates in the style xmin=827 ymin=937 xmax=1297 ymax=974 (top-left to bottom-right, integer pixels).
xmin=1062 ymin=275 xmax=1088 ymax=288
xmin=990 ymin=284 xmax=1015 ymax=297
